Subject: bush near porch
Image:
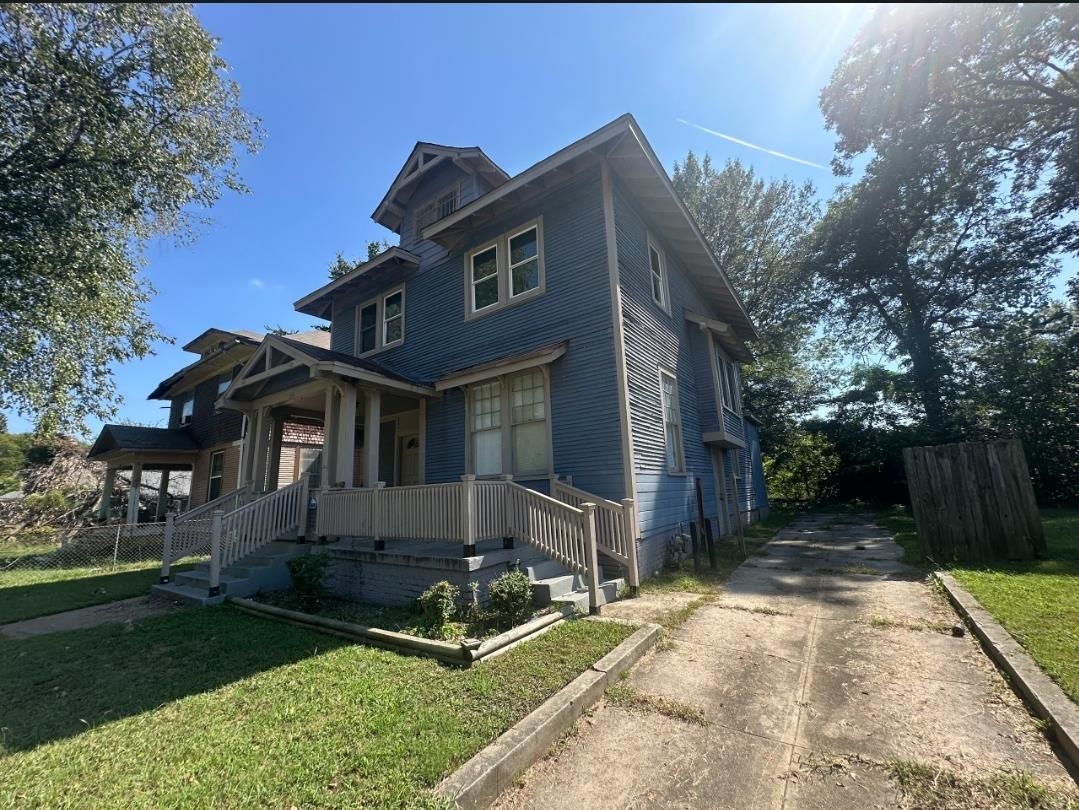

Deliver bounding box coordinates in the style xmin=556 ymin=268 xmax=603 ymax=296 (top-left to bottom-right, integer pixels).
xmin=0 ymin=606 xmax=634 ymax=808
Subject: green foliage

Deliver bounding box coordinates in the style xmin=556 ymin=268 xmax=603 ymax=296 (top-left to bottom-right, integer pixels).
xmin=0 ymin=4 xmax=262 ymax=435
xmin=672 ymin=153 xmax=827 ymax=455
xmin=487 ymin=570 xmax=533 ymax=627
xmin=763 ymin=430 xmax=840 ymax=502
xmin=0 ymin=431 xmax=30 ymax=493
xmin=418 ymin=580 xmax=458 ymax=634
xmin=327 ymin=241 xmax=393 ymax=280
xmin=21 ymin=489 xmax=70 ymax=517
xmin=286 ymin=553 xmax=330 ymax=608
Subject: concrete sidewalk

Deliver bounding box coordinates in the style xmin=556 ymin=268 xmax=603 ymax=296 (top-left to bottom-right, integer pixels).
xmin=494 ymin=513 xmax=1077 ymax=809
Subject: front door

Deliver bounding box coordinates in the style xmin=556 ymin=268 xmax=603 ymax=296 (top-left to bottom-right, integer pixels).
xmin=398 ymin=435 xmax=420 ymax=485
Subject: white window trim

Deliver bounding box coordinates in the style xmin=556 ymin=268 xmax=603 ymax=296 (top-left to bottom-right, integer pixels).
xmin=464 ymin=366 xmax=553 ymax=479
xmin=207 ymin=449 xmax=225 ymax=500
xmin=658 ymin=367 xmax=686 ymax=474
xmin=647 ymin=235 xmax=671 ymax=316
xmin=712 ymin=338 xmax=741 ymax=416
xmin=464 ymin=216 xmax=545 ymax=321
xmin=179 ymin=394 xmax=194 ymax=426
xmin=353 ymin=285 xmax=405 ymax=357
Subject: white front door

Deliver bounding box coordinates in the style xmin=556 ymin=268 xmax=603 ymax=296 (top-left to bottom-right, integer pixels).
xmin=398 ymin=435 xmax=420 ymax=486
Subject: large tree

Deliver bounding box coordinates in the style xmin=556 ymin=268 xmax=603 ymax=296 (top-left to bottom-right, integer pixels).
xmin=807 ymin=134 xmax=1060 ymax=440
xmin=0 ymin=4 xmax=261 ymax=434
xmin=672 ymin=154 xmax=824 ymax=453
xmin=821 ymin=3 xmax=1079 ymax=245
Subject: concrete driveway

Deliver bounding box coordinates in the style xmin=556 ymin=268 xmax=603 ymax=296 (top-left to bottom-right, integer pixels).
xmin=495 ymin=512 xmax=1077 ymax=809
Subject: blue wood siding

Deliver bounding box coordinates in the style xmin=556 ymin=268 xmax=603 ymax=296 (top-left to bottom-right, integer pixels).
xmin=334 ymin=168 xmax=622 ymax=499
xmin=723 ymin=406 xmax=745 ymax=442
xmin=613 ymin=181 xmax=735 ymax=553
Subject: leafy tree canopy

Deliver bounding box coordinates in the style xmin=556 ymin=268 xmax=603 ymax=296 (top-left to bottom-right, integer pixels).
xmin=328 ymin=241 xmax=393 ymax=281
xmin=0 ymin=4 xmax=262 ymax=435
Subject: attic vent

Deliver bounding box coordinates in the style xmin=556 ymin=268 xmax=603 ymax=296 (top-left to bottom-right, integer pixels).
xmin=415 ymin=188 xmax=459 ymax=235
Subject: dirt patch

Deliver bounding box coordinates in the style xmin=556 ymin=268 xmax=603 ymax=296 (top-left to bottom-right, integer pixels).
xmin=0 ymin=595 xmax=184 ymax=639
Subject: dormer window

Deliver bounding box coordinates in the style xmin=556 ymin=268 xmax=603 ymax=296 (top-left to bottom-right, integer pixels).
xmin=415 ymin=187 xmax=459 ymax=234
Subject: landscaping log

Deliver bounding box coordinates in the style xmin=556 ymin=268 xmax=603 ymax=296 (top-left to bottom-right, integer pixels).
xmin=902 ymin=439 xmax=1044 ymax=563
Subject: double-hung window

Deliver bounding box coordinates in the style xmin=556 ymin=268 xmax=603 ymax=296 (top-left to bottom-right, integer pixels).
xmin=648 ymin=237 xmax=670 ymax=314
xmin=355 ymin=286 xmax=405 ymax=355
xmin=468 ymin=368 xmax=550 ymax=476
xmin=659 ymin=369 xmax=685 ymax=473
xmin=179 ymin=395 xmax=194 ymax=426
xmin=207 ymin=450 xmax=225 ymax=501
xmin=466 ymin=218 xmax=544 ymax=318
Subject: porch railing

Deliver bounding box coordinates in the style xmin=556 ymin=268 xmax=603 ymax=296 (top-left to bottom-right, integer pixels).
xmin=315 ymin=476 xmax=620 ymax=611
xmin=551 ymin=478 xmax=640 ymax=587
xmin=160 ymin=484 xmax=255 ymax=582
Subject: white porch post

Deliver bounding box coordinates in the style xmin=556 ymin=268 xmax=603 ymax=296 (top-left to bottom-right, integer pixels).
xmin=322 ymin=386 xmax=339 ymax=489
xmin=126 ymin=463 xmax=143 ymax=525
xmin=336 ymin=384 xmax=357 ymax=488
xmin=237 ymin=411 xmax=252 ymax=487
xmin=98 ymin=466 xmax=117 ymax=521
xmin=363 ymin=387 xmax=381 ymax=489
xmin=252 ymin=405 xmax=271 ymax=493
xmin=267 ymin=414 xmax=285 ymax=491
xmin=155 ymin=469 xmax=171 ymax=521
xmin=241 ymin=408 xmax=262 ymax=487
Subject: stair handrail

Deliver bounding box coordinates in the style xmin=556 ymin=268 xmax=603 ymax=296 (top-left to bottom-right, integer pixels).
xmin=551 ymin=478 xmax=639 ymax=587
xmin=160 ymin=483 xmax=256 ymax=583
xmin=207 ymin=475 xmax=310 ymax=596
xmin=176 ymin=483 xmax=254 ymax=525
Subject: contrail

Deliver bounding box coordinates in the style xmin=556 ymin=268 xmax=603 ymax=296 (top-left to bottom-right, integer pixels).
xmin=676 ymin=118 xmax=828 ymax=170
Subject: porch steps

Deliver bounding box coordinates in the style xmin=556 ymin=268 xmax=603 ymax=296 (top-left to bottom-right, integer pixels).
xmin=525 ymin=559 xmax=624 ymax=614
xmin=152 ymin=540 xmax=310 ymax=606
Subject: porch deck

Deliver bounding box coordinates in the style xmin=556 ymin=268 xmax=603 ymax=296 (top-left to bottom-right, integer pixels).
xmin=322 ymin=536 xmax=544 ymax=571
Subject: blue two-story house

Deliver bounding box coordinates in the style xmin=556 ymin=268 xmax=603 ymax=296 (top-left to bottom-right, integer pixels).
xmin=148 ymin=114 xmax=768 ymax=610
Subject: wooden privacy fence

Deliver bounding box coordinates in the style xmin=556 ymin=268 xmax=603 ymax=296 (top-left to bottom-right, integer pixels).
xmin=902 ymin=439 xmax=1045 ymax=563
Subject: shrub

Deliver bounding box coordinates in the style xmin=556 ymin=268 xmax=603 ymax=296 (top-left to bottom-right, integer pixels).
xmin=287 ymin=552 xmax=330 ymax=609
xmin=488 ymin=570 xmax=534 ymax=628
xmin=418 ymin=580 xmax=458 ymax=633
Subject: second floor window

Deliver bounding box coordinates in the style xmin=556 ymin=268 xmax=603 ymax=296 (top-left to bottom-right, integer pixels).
xmin=180 ymin=395 xmax=194 ymax=426
xmin=355 ymin=286 xmax=405 ymax=356
xmin=648 ymin=238 xmax=669 ymax=313
xmin=713 ymin=338 xmax=741 ymax=413
xmin=465 ymin=218 xmax=545 ymax=319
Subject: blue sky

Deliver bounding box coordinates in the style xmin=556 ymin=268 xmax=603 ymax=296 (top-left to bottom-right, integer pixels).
xmin=5 ymin=4 xmax=1071 ymax=435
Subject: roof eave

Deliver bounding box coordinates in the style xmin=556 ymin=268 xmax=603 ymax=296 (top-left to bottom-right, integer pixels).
xmin=293 ymin=247 xmax=420 ymax=318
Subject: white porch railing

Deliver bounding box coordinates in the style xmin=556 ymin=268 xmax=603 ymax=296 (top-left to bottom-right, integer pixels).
xmin=207 ymin=475 xmax=311 ymax=595
xmin=314 ymin=475 xmax=623 ymax=611
xmin=160 ymin=484 xmax=255 ymax=582
xmin=552 ymin=478 xmax=640 ymax=587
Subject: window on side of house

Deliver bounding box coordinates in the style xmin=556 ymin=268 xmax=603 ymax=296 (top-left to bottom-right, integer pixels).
xmin=355 ymin=286 xmax=404 ymax=356
xmin=180 ymin=395 xmax=194 ymax=426
xmin=217 ymin=372 xmax=232 ymax=396
xmin=648 ymin=238 xmax=668 ymax=312
xmin=470 ymin=380 xmax=502 ymax=476
xmin=659 ymin=369 xmax=685 ymax=473
xmin=465 ymin=218 xmax=545 ymax=318
xmin=207 ymin=450 xmax=225 ymax=501
xmin=467 ymin=369 xmax=551 ymax=477
xmin=298 ymin=446 xmax=322 ymax=490
xmin=415 ymin=187 xmax=459 ymax=235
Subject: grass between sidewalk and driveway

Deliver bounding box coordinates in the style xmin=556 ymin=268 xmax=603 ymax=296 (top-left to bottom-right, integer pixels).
xmin=0 ymin=605 xmax=634 ymax=808
xmin=0 ymin=559 xmax=193 ymax=625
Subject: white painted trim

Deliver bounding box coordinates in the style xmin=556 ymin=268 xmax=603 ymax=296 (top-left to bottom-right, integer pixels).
xmin=434 ymin=344 xmax=566 ymax=391
xmin=413 ymin=182 xmax=460 ymax=238
xmin=417 ymin=398 xmax=427 ymax=485
xmin=313 ymin=362 xmax=434 ymax=397
xmin=463 ymin=216 xmax=545 ymax=321
xmin=463 ymin=368 xmax=553 ymax=478
xmin=353 ymin=284 xmax=405 ymax=357
xmin=646 ymin=234 xmax=672 ymax=316
xmin=292 ymin=247 xmax=419 ymax=316
xmin=601 ymin=162 xmax=638 ymax=510
xmin=685 ymin=309 xmax=731 ymax=335
xmin=657 ymin=366 xmax=686 ymax=474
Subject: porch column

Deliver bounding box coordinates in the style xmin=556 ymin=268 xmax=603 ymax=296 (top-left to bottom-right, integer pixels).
xmin=237 ymin=411 xmax=253 ymax=487
xmin=336 ymin=384 xmax=357 ymax=488
xmin=363 ymin=387 xmax=381 ymax=488
xmin=126 ymin=463 xmax=142 ymax=525
xmin=322 ymin=385 xmax=339 ymax=489
xmin=98 ymin=466 xmax=117 ymax=521
xmin=266 ymin=415 xmax=285 ymax=491
xmin=251 ymin=405 xmax=271 ymax=493
xmin=155 ymin=470 xmax=171 ymax=521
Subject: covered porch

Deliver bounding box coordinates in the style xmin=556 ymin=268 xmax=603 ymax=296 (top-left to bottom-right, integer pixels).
xmin=219 ymin=335 xmax=435 ymax=496
xmin=87 ymin=425 xmax=199 ymax=524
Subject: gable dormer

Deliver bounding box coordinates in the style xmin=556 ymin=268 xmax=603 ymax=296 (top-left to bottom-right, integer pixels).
xmin=372 ymin=143 xmax=508 ymax=252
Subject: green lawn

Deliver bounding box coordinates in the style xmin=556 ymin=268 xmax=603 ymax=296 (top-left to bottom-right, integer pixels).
xmin=949 ymin=508 xmax=1079 ymax=704
xmin=640 ymin=505 xmax=795 ymax=594
xmin=0 ymin=560 xmax=193 ymax=625
xmin=0 ymin=606 xmax=633 ymax=808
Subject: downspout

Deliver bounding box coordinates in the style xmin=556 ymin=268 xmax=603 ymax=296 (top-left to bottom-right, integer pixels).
xmin=601 ymin=161 xmax=638 ymax=512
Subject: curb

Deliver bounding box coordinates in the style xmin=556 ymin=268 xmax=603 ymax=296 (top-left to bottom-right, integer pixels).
xmin=434 ymin=622 xmax=662 ymax=809
xmin=934 ymin=572 xmax=1079 ymax=770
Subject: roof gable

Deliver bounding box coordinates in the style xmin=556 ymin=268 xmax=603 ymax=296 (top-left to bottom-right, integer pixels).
xmin=372 ymin=142 xmax=508 ymax=234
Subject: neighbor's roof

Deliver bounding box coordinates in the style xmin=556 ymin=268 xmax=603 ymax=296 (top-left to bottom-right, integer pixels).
xmin=422 ymin=113 xmax=758 ymax=342
xmin=87 ymin=425 xmax=200 ymax=461
xmin=293 ymin=248 xmax=421 ymax=320
xmin=372 ymin=142 xmax=509 ymax=234
xmin=182 ymin=327 xmax=263 ymax=355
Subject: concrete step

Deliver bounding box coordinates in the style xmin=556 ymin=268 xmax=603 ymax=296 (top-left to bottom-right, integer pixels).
xmin=526 ymin=559 xmax=571 ymax=581
xmin=151 ymin=582 xmax=225 ymax=607
xmin=175 ymin=570 xmax=243 ymax=594
xmin=549 ymin=578 xmax=626 ymax=614
xmin=552 ymin=590 xmax=590 ymax=615
xmin=531 ymin=574 xmax=581 ymax=606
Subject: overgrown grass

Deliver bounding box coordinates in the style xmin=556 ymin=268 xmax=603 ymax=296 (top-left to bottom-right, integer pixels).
xmin=0 ymin=561 xmax=194 ymax=625
xmin=889 ymin=759 xmax=1076 ymax=809
xmin=949 ymin=508 xmax=1079 ymax=704
xmin=605 ymin=684 xmax=707 ymax=725
xmin=640 ymin=505 xmax=795 ymax=595
xmin=0 ymin=606 xmax=633 ymax=808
